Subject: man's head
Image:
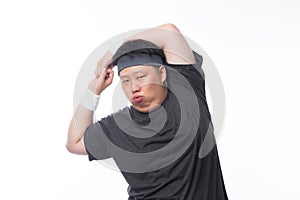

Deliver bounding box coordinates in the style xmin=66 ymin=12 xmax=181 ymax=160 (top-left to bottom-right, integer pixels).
xmin=112 ymin=39 xmax=168 ymax=113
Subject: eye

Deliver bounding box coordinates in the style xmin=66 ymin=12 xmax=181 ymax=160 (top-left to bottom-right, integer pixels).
xmin=138 ymin=75 xmax=146 ymax=79
xmin=122 ymin=79 xmax=129 ymax=84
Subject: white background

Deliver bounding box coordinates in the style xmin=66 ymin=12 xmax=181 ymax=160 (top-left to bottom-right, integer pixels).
xmin=0 ymin=0 xmax=300 ymax=199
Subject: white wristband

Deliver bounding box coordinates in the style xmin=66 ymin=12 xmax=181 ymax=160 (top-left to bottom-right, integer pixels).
xmin=80 ymin=89 xmax=101 ymax=111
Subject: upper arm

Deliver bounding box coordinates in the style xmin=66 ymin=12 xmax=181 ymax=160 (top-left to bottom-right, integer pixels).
xmin=155 ymin=23 xmax=196 ymax=65
xmin=126 ymin=23 xmax=196 ymax=65
xmin=83 ymin=122 xmax=112 ymax=161
xmin=66 ymin=116 xmax=88 ymax=155
xmin=66 ymin=137 xmax=87 ymax=155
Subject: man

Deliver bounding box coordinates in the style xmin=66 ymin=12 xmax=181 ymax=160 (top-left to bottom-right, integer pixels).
xmin=67 ymin=23 xmax=228 ymax=199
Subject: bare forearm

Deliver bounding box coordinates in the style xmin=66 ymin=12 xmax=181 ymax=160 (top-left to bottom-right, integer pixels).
xmin=127 ymin=23 xmax=196 ymax=64
xmin=66 ymin=52 xmax=114 ymax=155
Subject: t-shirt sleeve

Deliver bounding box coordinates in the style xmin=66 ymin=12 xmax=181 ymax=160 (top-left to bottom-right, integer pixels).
xmin=83 ymin=122 xmax=111 ymax=161
xmin=165 ymin=51 xmax=207 ymax=100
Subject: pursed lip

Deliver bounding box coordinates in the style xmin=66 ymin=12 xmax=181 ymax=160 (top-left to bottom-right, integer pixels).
xmin=132 ymin=94 xmax=143 ymax=102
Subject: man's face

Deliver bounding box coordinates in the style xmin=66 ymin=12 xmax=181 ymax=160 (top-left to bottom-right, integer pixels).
xmin=119 ymin=65 xmax=167 ymax=113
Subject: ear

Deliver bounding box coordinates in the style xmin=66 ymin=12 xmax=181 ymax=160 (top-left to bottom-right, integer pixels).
xmin=159 ymin=65 xmax=167 ymax=82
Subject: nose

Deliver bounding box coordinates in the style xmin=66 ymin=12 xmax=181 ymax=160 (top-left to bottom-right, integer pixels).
xmin=131 ymin=80 xmax=141 ymax=93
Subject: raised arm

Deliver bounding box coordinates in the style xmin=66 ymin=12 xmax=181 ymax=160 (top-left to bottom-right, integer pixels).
xmin=66 ymin=52 xmax=114 ymax=155
xmin=126 ymin=23 xmax=196 ymax=65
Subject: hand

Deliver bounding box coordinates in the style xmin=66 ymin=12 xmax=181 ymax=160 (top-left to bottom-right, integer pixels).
xmin=88 ymin=51 xmax=114 ymax=95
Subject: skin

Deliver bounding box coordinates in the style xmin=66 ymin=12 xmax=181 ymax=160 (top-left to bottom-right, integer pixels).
xmin=119 ymin=65 xmax=168 ymax=113
xmin=66 ymin=52 xmax=114 ymax=154
xmin=66 ymin=23 xmax=195 ymax=155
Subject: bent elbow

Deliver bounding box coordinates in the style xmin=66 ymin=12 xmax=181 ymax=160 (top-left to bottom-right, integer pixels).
xmin=160 ymin=23 xmax=180 ymax=32
xmin=65 ymin=142 xmax=75 ymax=154
xmin=65 ymin=140 xmax=87 ymax=155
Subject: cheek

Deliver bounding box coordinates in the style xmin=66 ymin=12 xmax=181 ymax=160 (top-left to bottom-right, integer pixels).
xmin=121 ymin=85 xmax=131 ymax=98
xmin=142 ymin=83 xmax=162 ymax=97
xmin=141 ymin=76 xmax=162 ymax=87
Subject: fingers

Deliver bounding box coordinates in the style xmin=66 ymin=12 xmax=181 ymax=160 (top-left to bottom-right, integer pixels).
xmin=106 ymin=68 xmax=114 ymax=83
xmin=93 ymin=68 xmax=114 ymax=94
xmin=101 ymin=51 xmax=113 ymax=68
xmin=103 ymin=68 xmax=114 ymax=84
xmin=95 ymin=51 xmax=113 ymax=76
xmin=97 ymin=68 xmax=114 ymax=86
xmin=90 ymin=51 xmax=115 ymax=94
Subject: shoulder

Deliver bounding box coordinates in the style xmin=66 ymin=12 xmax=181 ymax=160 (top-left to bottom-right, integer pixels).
xmin=165 ymin=51 xmax=204 ymax=80
xmin=165 ymin=51 xmax=206 ymax=99
xmin=100 ymin=107 xmax=129 ymax=123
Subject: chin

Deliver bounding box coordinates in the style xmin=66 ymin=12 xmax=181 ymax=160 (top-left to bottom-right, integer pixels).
xmin=131 ymin=101 xmax=149 ymax=112
xmin=132 ymin=105 xmax=149 ymax=113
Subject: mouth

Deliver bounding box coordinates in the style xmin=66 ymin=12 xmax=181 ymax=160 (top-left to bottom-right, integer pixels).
xmin=133 ymin=95 xmax=143 ymax=103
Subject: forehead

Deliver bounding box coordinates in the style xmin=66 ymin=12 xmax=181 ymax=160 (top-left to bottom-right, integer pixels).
xmin=119 ymin=65 xmax=157 ymax=77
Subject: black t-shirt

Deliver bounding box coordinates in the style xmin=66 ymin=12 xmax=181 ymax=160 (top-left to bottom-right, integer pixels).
xmin=84 ymin=52 xmax=228 ymax=200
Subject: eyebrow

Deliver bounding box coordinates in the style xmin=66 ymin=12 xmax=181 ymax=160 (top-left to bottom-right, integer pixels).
xmin=120 ymin=75 xmax=129 ymax=79
xmin=120 ymin=68 xmax=147 ymax=78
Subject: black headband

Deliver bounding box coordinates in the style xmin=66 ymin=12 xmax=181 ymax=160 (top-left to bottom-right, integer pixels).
xmin=116 ymin=52 xmax=164 ymax=74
